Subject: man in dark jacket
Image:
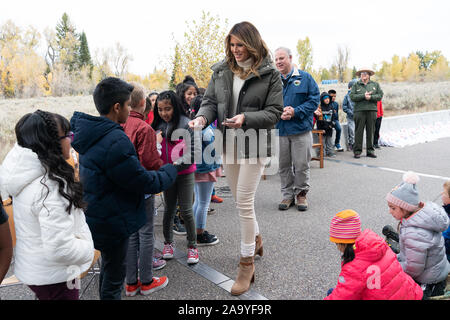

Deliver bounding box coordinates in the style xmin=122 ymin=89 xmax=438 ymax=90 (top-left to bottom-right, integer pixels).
xmin=70 ymin=77 xmax=178 ymax=300
xmin=274 ymin=47 xmax=320 ymax=211
xmin=350 ymin=68 xmax=383 ymax=158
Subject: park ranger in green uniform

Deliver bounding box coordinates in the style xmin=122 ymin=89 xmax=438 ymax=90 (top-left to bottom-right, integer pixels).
xmin=350 ymin=68 xmax=383 ymax=158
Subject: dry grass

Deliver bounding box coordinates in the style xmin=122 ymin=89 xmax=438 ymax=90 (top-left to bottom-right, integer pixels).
xmin=0 ymin=95 xmax=97 ymax=162
xmin=1 ymin=81 xmax=450 ymax=162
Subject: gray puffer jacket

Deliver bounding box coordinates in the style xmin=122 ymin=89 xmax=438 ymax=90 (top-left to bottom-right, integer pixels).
xmin=397 ymin=201 xmax=450 ymax=285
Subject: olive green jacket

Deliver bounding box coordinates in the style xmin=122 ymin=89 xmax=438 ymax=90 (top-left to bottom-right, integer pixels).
xmin=349 ymin=79 xmax=383 ymax=112
xmin=196 ymin=57 xmax=283 ymax=158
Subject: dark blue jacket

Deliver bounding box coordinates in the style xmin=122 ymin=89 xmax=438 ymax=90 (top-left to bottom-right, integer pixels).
xmin=331 ymin=101 xmax=339 ymax=120
xmin=70 ymin=112 xmax=177 ymax=250
xmin=342 ymin=90 xmax=355 ymax=120
xmin=276 ymin=68 xmax=320 ymax=136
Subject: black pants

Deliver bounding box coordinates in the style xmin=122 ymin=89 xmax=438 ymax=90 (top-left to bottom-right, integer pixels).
xmin=422 ymin=279 xmax=447 ymax=299
xmin=98 ymin=238 xmax=129 ymax=300
xmin=374 ymin=116 xmax=382 ymax=146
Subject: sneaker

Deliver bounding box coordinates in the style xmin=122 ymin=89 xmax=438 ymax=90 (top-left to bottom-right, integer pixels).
xmin=187 ymin=247 xmax=199 ymax=264
xmin=211 ymin=195 xmax=223 ymax=203
xmin=153 ymin=251 xmax=163 ymax=260
xmin=354 ymin=153 xmax=361 ymax=159
xmin=278 ymin=198 xmax=295 ymax=210
xmin=207 ymin=207 xmax=216 ymax=215
xmin=374 ymin=144 xmax=380 ymax=149
xmin=197 ymin=231 xmax=219 ymax=246
xmin=367 ymin=153 xmax=377 ymax=158
xmin=173 ymin=216 xmax=187 ymax=235
xmin=335 ymin=144 xmax=344 ymax=152
xmin=162 ymin=242 xmax=174 ymax=259
xmin=153 ymin=257 xmax=166 ymax=270
xmin=140 ymin=277 xmax=169 ymax=295
xmin=326 ymin=153 xmax=336 ymax=158
xmin=125 ymin=281 xmax=141 ymax=297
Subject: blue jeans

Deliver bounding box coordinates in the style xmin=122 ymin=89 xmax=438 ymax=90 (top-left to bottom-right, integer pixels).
xmin=334 ymin=120 xmax=342 ymax=146
xmin=126 ymin=195 xmax=155 ymax=285
xmin=99 ymin=237 xmax=129 ymax=300
xmin=193 ymin=181 xmax=215 ymax=230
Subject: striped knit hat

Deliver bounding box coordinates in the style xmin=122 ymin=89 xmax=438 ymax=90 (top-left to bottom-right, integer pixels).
xmin=329 ymin=210 xmax=361 ymax=244
xmin=385 ymin=171 xmax=420 ymax=212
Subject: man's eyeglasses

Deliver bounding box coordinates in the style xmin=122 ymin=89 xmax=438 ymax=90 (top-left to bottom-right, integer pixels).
xmin=60 ymin=131 xmax=74 ymax=142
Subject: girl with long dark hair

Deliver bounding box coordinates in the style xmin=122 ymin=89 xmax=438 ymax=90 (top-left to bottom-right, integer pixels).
xmin=152 ymin=91 xmax=200 ymax=265
xmin=0 ymin=110 xmax=94 ymax=300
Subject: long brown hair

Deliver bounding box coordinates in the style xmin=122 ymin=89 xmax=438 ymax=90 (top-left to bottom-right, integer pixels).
xmin=225 ymin=21 xmax=271 ymax=79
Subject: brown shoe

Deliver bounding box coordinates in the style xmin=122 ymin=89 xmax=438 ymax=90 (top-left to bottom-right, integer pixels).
xmin=231 ymin=256 xmax=255 ymax=296
xmin=255 ymin=234 xmax=263 ymax=257
xmin=296 ymin=191 xmax=308 ymax=211
xmin=278 ymin=198 xmax=294 ymax=210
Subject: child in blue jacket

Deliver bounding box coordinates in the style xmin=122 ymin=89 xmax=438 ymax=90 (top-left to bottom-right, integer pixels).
xmin=70 ymin=77 xmax=179 ymax=300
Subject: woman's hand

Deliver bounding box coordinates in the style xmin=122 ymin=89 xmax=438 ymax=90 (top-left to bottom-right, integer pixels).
xmin=188 ymin=116 xmax=206 ymax=129
xmin=222 ymin=114 xmax=245 ymax=128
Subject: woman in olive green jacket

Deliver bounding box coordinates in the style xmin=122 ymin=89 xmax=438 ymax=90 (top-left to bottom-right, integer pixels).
xmin=189 ymin=21 xmax=283 ymax=296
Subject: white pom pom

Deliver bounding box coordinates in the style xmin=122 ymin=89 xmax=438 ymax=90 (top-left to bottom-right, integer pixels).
xmin=403 ymin=171 xmax=420 ymax=184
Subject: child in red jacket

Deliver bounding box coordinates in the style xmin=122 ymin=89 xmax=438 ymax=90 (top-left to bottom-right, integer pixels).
xmin=325 ymin=209 xmax=423 ymax=300
xmin=374 ymin=100 xmax=383 ymax=148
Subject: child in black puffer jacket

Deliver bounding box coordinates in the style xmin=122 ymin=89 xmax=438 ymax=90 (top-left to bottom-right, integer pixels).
xmin=315 ymin=92 xmax=337 ymax=157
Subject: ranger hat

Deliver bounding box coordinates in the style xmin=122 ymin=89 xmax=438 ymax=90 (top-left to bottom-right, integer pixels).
xmin=356 ymin=68 xmax=375 ymax=76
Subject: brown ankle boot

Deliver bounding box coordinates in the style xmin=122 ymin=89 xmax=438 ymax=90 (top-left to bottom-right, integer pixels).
xmin=230 ymin=256 xmax=255 ymax=296
xmin=255 ymin=234 xmax=263 ymax=257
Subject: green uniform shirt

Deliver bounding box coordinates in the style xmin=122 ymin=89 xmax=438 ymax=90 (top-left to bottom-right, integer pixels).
xmin=349 ymin=79 xmax=383 ymax=112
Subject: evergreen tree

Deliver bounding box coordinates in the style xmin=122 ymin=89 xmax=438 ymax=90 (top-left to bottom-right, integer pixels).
xmin=169 ymin=44 xmax=182 ymax=90
xmin=78 ymin=31 xmax=93 ymax=76
xmin=55 ymin=13 xmax=80 ymax=72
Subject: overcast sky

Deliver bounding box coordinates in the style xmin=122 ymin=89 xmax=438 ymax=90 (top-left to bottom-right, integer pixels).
xmin=3 ymin=0 xmax=450 ymax=76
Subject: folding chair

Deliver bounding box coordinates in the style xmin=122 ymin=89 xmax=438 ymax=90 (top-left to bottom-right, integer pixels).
xmin=79 ymin=249 xmax=101 ymax=299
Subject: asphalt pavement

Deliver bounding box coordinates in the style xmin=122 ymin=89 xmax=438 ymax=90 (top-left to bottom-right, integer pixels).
xmin=1 ymin=137 xmax=449 ymax=300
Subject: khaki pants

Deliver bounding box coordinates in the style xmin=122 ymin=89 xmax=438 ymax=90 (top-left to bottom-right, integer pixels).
xmin=278 ymin=131 xmax=312 ymax=200
xmin=223 ymin=154 xmax=267 ymax=257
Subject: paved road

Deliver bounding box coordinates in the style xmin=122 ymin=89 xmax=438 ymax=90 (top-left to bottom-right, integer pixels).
xmin=1 ymin=137 xmax=449 ymax=300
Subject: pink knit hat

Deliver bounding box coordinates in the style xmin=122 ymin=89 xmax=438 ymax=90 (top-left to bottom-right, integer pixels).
xmin=330 ymin=210 xmax=362 ymax=244
xmin=385 ymin=171 xmax=420 ymax=212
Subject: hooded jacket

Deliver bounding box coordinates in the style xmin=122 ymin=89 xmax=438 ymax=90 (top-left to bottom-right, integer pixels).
xmin=0 ymin=144 xmax=94 ymax=285
xmin=315 ymin=92 xmax=336 ymax=136
xmin=196 ymin=57 xmax=283 ymax=158
xmin=122 ymin=110 xmax=163 ymax=171
xmin=325 ymin=229 xmax=423 ymax=300
xmin=397 ymin=201 xmax=450 ymax=284
xmin=70 ymin=112 xmax=177 ymax=250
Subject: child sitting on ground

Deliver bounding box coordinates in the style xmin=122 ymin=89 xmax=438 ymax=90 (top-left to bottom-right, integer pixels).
xmin=385 ymin=171 xmax=450 ymax=299
xmin=325 ymin=209 xmax=423 ymax=300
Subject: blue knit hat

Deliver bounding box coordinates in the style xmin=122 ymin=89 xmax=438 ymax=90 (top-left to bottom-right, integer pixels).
xmin=386 ymin=171 xmax=420 ymax=212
